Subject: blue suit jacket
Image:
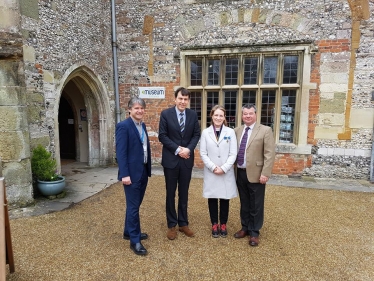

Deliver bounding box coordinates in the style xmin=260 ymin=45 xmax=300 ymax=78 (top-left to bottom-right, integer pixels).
xmin=158 ymin=106 xmax=200 ymax=169
xmin=116 ymin=117 xmax=151 ymax=182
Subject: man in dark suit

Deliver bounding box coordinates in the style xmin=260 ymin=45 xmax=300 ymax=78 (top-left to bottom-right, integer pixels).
xmin=158 ymin=87 xmax=201 ymax=240
xmin=116 ymin=97 xmax=151 ymax=255
xmin=234 ymin=104 xmax=275 ymax=246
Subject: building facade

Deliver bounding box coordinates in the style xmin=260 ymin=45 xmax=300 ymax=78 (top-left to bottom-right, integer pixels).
xmin=0 ymin=0 xmax=372 ymax=206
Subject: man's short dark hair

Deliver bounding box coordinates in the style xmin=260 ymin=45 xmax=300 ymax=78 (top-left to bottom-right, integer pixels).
xmin=242 ymin=104 xmax=257 ymax=113
xmin=174 ymin=87 xmax=190 ymax=98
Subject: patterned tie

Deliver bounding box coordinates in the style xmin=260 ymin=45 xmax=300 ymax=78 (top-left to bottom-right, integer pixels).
xmin=237 ymin=127 xmax=250 ymax=166
xmin=179 ymin=112 xmax=185 ymax=132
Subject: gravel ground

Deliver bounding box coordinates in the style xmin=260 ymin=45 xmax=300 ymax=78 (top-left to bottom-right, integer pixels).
xmin=6 ymin=176 xmax=374 ymax=281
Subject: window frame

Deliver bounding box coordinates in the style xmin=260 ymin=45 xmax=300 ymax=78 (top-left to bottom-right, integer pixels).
xmin=180 ymin=45 xmax=314 ymax=151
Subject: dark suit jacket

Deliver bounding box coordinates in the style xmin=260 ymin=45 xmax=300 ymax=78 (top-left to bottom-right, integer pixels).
xmin=158 ymin=106 xmax=200 ymax=169
xmin=116 ymin=117 xmax=151 ymax=182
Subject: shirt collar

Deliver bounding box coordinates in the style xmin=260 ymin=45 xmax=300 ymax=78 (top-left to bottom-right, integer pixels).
xmin=130 ymin=117 xmax=142 ymax=126
xmin=175 ymin=107 xmax=184 ymax=115
xmin=245 ymin=122 xmax=256 ymax=130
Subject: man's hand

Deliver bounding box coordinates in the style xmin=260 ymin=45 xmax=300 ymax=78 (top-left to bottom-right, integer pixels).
xmin=259 ymin=175 xmax=269 ymax=184
xmin=178 ymin=147 xmax=190 ymax=159
xmin=122 ymin=176 xmax=132 ymax=185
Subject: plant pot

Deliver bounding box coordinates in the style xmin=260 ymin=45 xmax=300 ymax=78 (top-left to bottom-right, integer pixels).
xmin=37 ymin=176 xmax=66 ymax=196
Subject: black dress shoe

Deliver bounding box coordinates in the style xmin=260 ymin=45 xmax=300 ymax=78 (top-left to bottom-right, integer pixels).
xmin=130 ymin=242 xmax=148 ymax=256
xmin=123 ymin=233 xmax=149 ymax=240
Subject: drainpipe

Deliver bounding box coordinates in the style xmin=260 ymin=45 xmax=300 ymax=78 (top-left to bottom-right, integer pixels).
xmin=111 ymin=0 xmax=121 ymax=124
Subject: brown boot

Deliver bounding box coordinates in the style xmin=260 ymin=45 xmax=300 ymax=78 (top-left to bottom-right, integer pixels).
xmin=167 ymin=227 xmax=177 ymax=240
xmin=179 ymin=226 xmax=195 ymax=237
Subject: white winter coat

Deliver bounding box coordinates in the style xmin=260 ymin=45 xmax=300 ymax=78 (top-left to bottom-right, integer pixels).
xmin=200 ymin=125 xmax=238 ymax=199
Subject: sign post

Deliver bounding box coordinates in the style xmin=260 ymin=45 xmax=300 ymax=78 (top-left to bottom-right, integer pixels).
xmin=0 ymin=162 xmax=15 ymax=278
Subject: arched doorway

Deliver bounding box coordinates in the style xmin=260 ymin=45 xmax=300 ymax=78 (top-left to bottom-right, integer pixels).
xmin=54 ymin=65 xmax=114 ymax=170
xmin=58 ymin=96 xmax=77 ymax=160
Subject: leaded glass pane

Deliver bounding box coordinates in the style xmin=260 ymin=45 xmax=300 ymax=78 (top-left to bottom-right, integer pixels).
xmin=263 ymin=57 xmax=278 ymax=84
xmin=244 ymin=57 xmax=258 ymax=84
xmin=261 ymin=90 xmax=276 ymax=129
xmin=207 ymin=92 xmax=219 ymax=127
xmin=224 ymin=90 xmax=237 ymax=128
xmin=190 ymin=60 xmax=202 ymax=86
xmin=283 ymin=56 xmax=298 ymax=84
xmin=189 ymin=91 xmax=202 ymax=126
xmin=243 ymin=90 xmax=257 ymax=106
xmin=279 ymin=90 xmax=296 ymax=143
xmin=208 ymin=59 xmax=220 ymax=85
xmin=225 ymin=58 xmax=238 ymax=85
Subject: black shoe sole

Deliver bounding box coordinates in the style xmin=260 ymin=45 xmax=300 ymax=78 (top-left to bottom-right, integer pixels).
xmin=130 ymin=246 xmax=148 ymax=256
xmin=123 ymin=235 xmax=148 ymax=240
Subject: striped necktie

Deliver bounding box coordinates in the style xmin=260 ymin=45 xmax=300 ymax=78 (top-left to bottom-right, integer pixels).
xmin=237 ymin=127 xmax=250 ymax=166
xmin=179 ymin=112 xmax=185 ymax=132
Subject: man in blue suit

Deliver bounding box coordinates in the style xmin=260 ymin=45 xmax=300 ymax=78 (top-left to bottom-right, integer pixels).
xmin=116 ymin=97 xmax=151 ymax=255
xmin=159 ymin=87 xmax=200 ymax=240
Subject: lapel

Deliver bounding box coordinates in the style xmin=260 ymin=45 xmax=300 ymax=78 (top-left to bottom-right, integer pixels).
xmin=128 ymin=118 xmax=143 ymax=144
xmin=246 ymin=122 xmax=260 ymax=148
xmin=218 ymin=126 xmax=229 ymax=144
xmin=171 ymin=106 xmax=183 ymax=135
xmin=208 ymin=125 xmax=229 ymax=144
xmin=237 ymin=125 xmax=245 ymax=146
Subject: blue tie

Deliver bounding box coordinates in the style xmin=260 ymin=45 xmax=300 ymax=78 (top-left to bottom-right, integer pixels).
xmin=237 ymin=127 xmax=250 ymax=166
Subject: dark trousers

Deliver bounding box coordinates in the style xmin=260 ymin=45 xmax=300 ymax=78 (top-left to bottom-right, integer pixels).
xmin=208 ymin=198 xmax=229 ymax=225
xmin=236 ymin=168 xmax=265 ymax=237
xmin=164 ymin=162 xmax=192 ymax=228
xmin=123 ymin=166 xmax=148 ymax=244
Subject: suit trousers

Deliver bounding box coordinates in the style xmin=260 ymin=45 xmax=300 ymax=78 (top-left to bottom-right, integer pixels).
xmin=236 ymin=168 xmax=265 ymax=237
xmin=123 ymin=166 xmax=148 ymax=244
xmin=164 ymin=162 xmax=192 ymax=228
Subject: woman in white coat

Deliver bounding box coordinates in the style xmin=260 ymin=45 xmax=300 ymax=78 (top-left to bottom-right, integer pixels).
xmin=200 ymin=105 xmax=238 ymax=238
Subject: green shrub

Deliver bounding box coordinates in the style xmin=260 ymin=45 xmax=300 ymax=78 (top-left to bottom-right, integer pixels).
xmin=31 ymin=145 xmax=59 ymax=181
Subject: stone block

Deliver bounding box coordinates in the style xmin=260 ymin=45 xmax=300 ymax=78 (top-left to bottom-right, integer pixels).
xmin=29 ymin=136 xmax=50 ymax=151
xmin=320 ymin=92 xmax=334 ymax=99
xmin=318 ymin=113 xmax=344 ymax=126
xmin=27 ymin=104 xmax=43 ymax=123
xmin=319 ymin=83 xmax=348 ymax=93
xmin=344 ymin=149 xmax=355 ymax=156
xmin=0 ymin=131 xmax=30 ymax=160
xmin=6 ymin=183 xmax=34 ymax=207
xmin=43 ymin=70 xmax=54 ymax=83
xmin=0 ymin=106 xmax=28 ymax=130
xmin=19 ymin=0 xmax=39 ymax=19
xmin=320 ymin=73 xmax=348 ymax=84
xmin=334 ymin=92 xmax=346 ymax=99
xmin=3 ymin=159 xmax=32 ymax=186
xmin=0 ymin=61 xmax=21 ymax=86
xmin=354 ymin=149 xmax=370 ymax=157
xmin=0 ymin=86 xmax=26 ymax=105
xmin=320 ymin=62 xmax=349 ymax=73
xmin=0 ymin=9 xmax=20 ymax=31
xmin=319 ymin=99 xmax=345 ymax=114
xmin=318 ymin=147 xmax=328 ymax=155
xmin=23 ymin=45 xmax=35 ymax=62
xmin=350 ymin=108 xmax=374 ymax=129
xmin=334 ymin=148 xmax=344 ymax=155
xmin=315 ymin=126 xmax=343 ymax=140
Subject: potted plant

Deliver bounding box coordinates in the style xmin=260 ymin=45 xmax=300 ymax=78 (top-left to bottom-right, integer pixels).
xmin=31 ymin=145 xmax=66 ymax=196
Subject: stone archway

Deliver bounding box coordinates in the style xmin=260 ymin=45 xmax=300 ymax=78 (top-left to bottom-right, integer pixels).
xmin=54 ymin=65 xmax=114 ymax=170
